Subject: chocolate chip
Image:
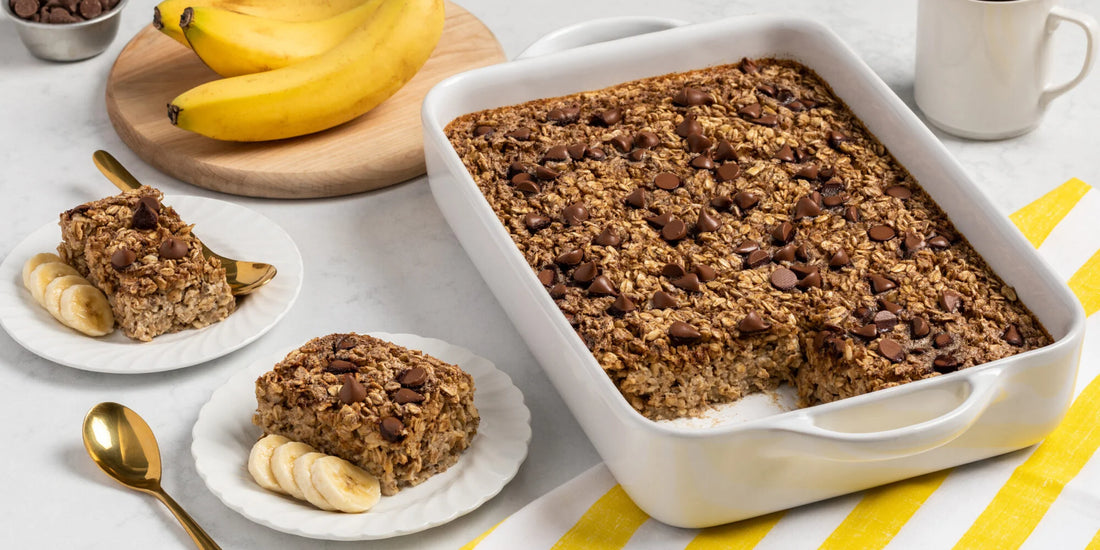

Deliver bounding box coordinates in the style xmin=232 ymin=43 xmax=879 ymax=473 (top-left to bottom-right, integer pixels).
xmin=339 ymin=374 xmax=367 ymax=404
xmin=696 ymin=209 xmax=721 ymax=233
xmin=12 ymin=0 xmax=38 ymax=17
xmin=737 ymin=104 xmax=763 ymax=119
xmin=635 ymin=131 xmax=660 ymax=149
xmin=516 ymin=179 xmax=540 ymax=194
xmin=669 ymin=321 xmax=702 ymax=344
xmin=878 ymin=338 xmax=906 ymax=363
xmin=547 ymin=106 xmax=580 ymax=124
xmin=885 ymin=186 xmax=912 ymax=199
xmin=645 ymin=212 xmax=673 ymax=228
xmin=610 ymin=134 xmax=633 ymax=152
xmin=710 ymin=195 xmax=734 ymax=211
xmin=753 ymin=113 xmax=779 ymax=126
xmin=928 ymin=235 xmax=951 ymax=249
xmin=690 ymin=154 xmax=715 ymax=171
xmin=773 ymin=244 xmax=796 ymax=263
xmin=757 ymin=83 xmax=777 ymax=97
xmin=567 ymin=143 xmax=588 ymax=159
xmin=734 ymin=240 xmax=760 ymax=255
xmin=844 ymin=205 xmax=860 ymax=223
xmin=524 ymin=213 xmax=551 ymax=232
xmin=774 ymin=144 xmax=796 ymax=163
xmin=398 ymin=366 xmax=428 ymax=387
xmin=771 ymin=267 xmax=798 ymax=290
xmin=739 ymin=311 xmax=771 ymax=333
xmin=693 ymin=264 xmax=716 ymax=282
xmin=324 ymin=359 xmax=357 ymax=375
xmin=771 ymin=221 xmax=795 ymax=244
xmin=734 ymin=192 xmax=760 ymax=211
xmin=662 ymin=218 xmax=688 ymax=241
xmin=542 ymin=145 xmax=569 ymax=162
xmin=625 ymin=187 xmax=646 ymax=208
xmin=673 ymin=87 xmax=714 ymax=106
xmin=594 ymin=227 xmax=621 ymax=247
xmin=380 ymin=416 xmax=405 ymax=442
xmin=716 ymin=163 xmax=741 ymax=182
xmin=933 ymin=333 xmax=954 ymax=348
xmin=586 ymin=147 xmax=607 ymax=160
xmin=628 ymin=149 xmax=648 ymax=162
xmin=746 ymin=249 xmax=771 ymax=267
xmin=822 ymin=193 xmax=848 ymax=207
xmin=714 ymin=140 xmax=737 ymax=162
xmin=1003 ymin=324 xmax=1023 ymax=346
xmin=661 ymin=263 xmax=686 ymax=278
xmin=791 ymin=264 xmax=817 ymax=279
xmin=869 ymin=274 xmax=897 ymax=293
xmin=549 ymin=283 xmax=567 ymax=298
xmin=786 ymin=100 xmax=807 ymax=112
xmin=535 ymin=165 xmax=560 ymax=181
xmin=590 ymin=108 xmax=622 ymax=126
xmin=873 ymin=310 xmax=898 ymax=332
xmin=852 ymin=306 xmax=874 ymax=324
xmin=158 ymin=237 xmax=188 ymax=260
xmin=505 ymin=128 xmax=532 ymax=140
xmin=795 ymin=165 xmax=819 ymax=180
xmin=110 ymin=248 xmax=136 ymax=270
xmin=868 ymin=225 xmax=896 ymax=242
xmin=394 ymin=388 xmax=424 ymax=404
xmin=740 ymin=57 xmax=759 ymax=73
xmin=933 ymin=354 xmax=959 ymax=373
xmin=537 ymin=269 xmax=555 ymax=286
xmin=334 ymin=335 xmax=358 ymax=350
xmin=903 ymin=232 xmax=925 ymax=253
xmin=609 ymin=295 xmax=636 ymax=315
xmin=911 ymin=317 xmax=931 ymax=338
xmin=940 ymin=290 xmax=963 ymax=313
xmin=672 ymin=273 xmax=701 ymax=292
xmin=797 ymin=270 xmax=822 ymax=289
xmin=851 ymin=324 xmax=878 ymax=339
xmin=686 ymin=134 xmax=712 ymax=154
xmin=507 ymin=161 xmax=529 ymax=176
xmin=563 ymin=202 xmax=589 ymax=226
xmin=793 ymin=196 xmax=822 ymax=220
xmin=510 ymin=173 xmax=535 ymax=188
xmin=588 ymin=275 xmax=617 ymax=296
xmin=654 ymin=173 xmax=681 ymax=190
xmin=829 ymin=249 xmax=850 ymax=268
xmin=473 ymin=124 xmax=494 ymax=137
xmin=651 ymin=291 xmax=677 ymax=309
xmin=827 ymin=131 xmax=847 ymax=148
xmin=555 ymin=248 xmax=583 ymax=266
xmin=131 ymin=201 xmax=159 ymax=230
xmin=676 ymin=116 xmax=703 ymax=137
xmin=573 ymin=262 xmax=598 ymax=283
xmin=877 ymin=299 xmax=902 ymax=315
xmin=139 ymin=195 xmax=161 ymax=213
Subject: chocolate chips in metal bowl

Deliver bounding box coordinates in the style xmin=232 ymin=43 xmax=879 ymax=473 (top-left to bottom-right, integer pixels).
xmin=5 ymin=0 xmax=126 ymax=61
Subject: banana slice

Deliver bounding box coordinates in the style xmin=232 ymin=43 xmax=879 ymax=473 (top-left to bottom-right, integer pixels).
xmin=58 ymin=285 xmax=115 ymax=336
xmin=292 ymin=452 xmax=337 ymax=511
xmin=309 ymin=455 xmax=380 ymax=513
xmin=246 ymin=434 xmax=291 ymax=493
xmin=269 ymin=441 xmax=314 ymax=500
xmin=43 ymin=275 xmax=90 ymax=320
xmin=22 ymin=252 xmax=62 ymax=290
xmin=29 ymin=262 xmax=80 ymax=306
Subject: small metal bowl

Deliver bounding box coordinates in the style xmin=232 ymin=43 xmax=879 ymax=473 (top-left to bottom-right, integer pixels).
xmin=3 ymin=0 xmax=128 ymax=62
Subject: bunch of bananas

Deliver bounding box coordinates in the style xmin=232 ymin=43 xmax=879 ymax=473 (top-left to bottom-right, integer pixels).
xmin=154 ymin=0 xmax=445 ymax=141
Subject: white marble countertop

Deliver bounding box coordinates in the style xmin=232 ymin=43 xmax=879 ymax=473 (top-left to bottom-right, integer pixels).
xmin=1 ymin=0 xmax=1097 ymax=548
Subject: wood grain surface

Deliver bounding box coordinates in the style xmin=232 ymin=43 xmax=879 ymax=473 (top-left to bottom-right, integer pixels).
xmin=105 ymin=2 xmax=505 ymax=199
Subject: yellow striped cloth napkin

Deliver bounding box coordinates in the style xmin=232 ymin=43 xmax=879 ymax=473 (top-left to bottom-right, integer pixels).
xmin=464 ymin=178 xmax=1100 ymax=550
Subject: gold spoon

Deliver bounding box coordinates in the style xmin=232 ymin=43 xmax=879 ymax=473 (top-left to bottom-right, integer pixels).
xmin=91 ymin=150 xmax=277 ymax=296
xmin=82 ymin=402 xmax=221 ymax=550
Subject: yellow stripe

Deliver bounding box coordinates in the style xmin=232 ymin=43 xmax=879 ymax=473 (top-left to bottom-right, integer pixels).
xmin=1068 ymin=248 xmax=1100 ymax=317
xmin=819 ymin=470 xmax=951 ymax=550
xmin=460 ymin=520 xmax=504 ymax=550
xmin=685 ymin=511 xmax=785 ymax=550
xmin=953 ymin=374 xmax=1100 ymax=549
xmin=1008 ymin=177 xmax=1091 ymax=248
xmin=550 ymin=484 xmax=649 ymax=550
xmin=1087 ymin=528 xmax=1100 ymax=550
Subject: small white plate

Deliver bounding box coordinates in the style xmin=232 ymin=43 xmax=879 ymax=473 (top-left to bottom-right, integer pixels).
xmin=191 ymin=332 xmax=531 ymax=541
xmin=0 ymin=195 xmax=303 ymax=373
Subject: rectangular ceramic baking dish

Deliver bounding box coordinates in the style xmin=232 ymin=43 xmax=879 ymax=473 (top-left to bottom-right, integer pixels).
xmin=421 ymin=14 xmax=1086 ymax=528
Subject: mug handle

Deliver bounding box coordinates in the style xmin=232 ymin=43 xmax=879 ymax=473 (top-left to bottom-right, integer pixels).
xmin=1040 ymin=6 xmax=1099 ymax=106
xmin=515 ymin=16 xmax=688 ymax=60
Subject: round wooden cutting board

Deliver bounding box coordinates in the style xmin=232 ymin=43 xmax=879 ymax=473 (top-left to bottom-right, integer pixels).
xmin=105 ymin=2 xmax=505 ymax=199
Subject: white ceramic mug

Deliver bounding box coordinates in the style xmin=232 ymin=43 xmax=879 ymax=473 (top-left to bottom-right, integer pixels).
xmin=915 ymin=0 xmax=1098 ymax=140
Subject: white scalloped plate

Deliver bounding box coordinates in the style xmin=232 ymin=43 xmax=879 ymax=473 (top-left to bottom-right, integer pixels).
xmin=0 ymin=195 xmax=302 ymax=373
xmin=191 ymin=332 xmax=531 ymax=541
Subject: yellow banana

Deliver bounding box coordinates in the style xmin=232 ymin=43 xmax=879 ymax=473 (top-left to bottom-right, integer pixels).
xmin=181 ymin=0 xmax=385 ymax=77
xmin=168 ymin=0 xmax=444 ymax=142
xmin=153 ymin=0 xmax=366 ymax=48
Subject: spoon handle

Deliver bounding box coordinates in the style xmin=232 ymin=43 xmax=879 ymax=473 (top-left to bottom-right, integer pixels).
xmin=92 ymin=150 xmax=143 ymax=192
xmin=152 ymin=488 xmax=222 ymax=550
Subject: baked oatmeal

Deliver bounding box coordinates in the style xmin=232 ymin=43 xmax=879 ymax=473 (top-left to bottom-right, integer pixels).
xmin=253 ymin=333 xmax=479 ymax=496
xmin=445 ymin=57 xmax=1051 ymax=420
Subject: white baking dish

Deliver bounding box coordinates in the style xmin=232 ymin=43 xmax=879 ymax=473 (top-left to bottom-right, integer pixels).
xmin=421 ymin=15 xmax=1086 ymax=527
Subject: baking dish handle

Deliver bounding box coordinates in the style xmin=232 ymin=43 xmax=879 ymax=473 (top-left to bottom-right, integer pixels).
xmin=516 ymin=16 xmax=689 ymax=60
xmin=770 ymin=368 xmax=1003 ymax=461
